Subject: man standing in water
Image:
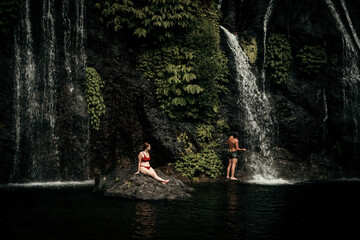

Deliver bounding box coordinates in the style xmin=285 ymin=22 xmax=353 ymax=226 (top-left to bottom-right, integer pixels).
xmin=227 ymin=134 xmax=246 ymax=180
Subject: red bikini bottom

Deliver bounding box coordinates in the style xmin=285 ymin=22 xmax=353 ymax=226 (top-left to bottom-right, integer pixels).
xmin=141 ymin=165 xmax=151 ymax=170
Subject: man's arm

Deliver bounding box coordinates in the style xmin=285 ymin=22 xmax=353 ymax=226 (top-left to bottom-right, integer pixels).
xmin=236 ymin=140 xmax=246 ymax=151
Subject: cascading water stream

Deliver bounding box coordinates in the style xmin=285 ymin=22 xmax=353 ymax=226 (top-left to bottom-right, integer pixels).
xmin=221 ymin=26 xmax=285 ymax=183
xmin=339 ymin=0 xmax=360 ymax=52
xmin=324 ymin=0 xmax=360 ymax=145
xmin=11 ymin=0 xmax=89 ymax=183
xmin=323 ymin=90 xmax=328 ymax=123
xmin=12 ymin=0 xmax=37 ymax=181
xmin=63 ymin=0 xmax=90 ymax=176
xmin=324 ymin=0 xmax=359 ymax=86
xmin=324 ymin=0 xmax=360 ymax=167
xmin=261 ymin=0 xmax=276 ymax=89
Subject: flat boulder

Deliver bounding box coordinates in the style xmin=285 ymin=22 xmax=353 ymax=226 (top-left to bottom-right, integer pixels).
xmin=95 ymin=167 xmax=194 ymax=201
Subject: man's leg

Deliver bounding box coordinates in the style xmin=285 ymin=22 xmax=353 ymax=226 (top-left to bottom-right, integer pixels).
xmin=226 ymin=159 xmax=232 ymax=178
xmin=230 ymin=158 xmax=238 ymax=180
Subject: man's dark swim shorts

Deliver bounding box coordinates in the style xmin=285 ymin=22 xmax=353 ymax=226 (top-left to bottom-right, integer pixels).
xmin=228 ymin=151 xmax=238 ymax=159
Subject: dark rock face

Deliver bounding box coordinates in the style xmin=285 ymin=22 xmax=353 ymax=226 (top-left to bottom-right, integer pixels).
xmin=95 ymin=167 xmax=193 ymax=201
xmin=0 ymin=37 xmax=15 ymax=183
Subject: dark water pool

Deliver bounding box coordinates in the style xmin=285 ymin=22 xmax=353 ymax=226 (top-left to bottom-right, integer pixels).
xmin=1 ymin=181 xmax=360 ymax=240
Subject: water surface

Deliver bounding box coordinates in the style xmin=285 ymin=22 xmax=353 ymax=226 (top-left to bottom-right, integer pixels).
xmin=1 ymin=181 xmax=359 ymax=240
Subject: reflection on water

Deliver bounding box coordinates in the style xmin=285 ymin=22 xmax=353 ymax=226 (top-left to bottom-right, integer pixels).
xmin=132 ymin=202 xmax=157 ymax=239
xmin=227 ymin=183 xmax=239 ymax=213
xmin=225 ymin=183 xmax=244 ymax=239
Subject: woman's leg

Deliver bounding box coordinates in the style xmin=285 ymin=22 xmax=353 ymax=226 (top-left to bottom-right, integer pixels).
xmin=149 ymin=168 xmax=169 ymax=183
xmin=140 ymin=167 xmax=169 ymax=184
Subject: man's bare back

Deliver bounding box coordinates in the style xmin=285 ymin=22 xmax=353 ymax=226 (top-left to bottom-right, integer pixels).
xmin=228 ymin=136 xmax=239 ymax=151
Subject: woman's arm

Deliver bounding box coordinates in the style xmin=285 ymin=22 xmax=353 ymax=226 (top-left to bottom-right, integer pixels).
xmin=134 ymin=152 xmax=142 ymax=174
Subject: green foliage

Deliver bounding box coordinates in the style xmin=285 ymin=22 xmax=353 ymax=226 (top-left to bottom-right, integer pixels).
xmin=96 ymin=1 xmax=228 ymax=122
xmin=173 ymin=148 xmax=224 ymax=179
xmin=296 ymin=45 xmax=327 ymax=74
xmin=85 ymin=67 xmax=106 ymax=130
xmin=174 ymin=118 xmax=229 ymax=179
xmin=95 ymin=0 xmax=198 ymax=41
xmin=240 ymin=37 xmax=257 ymax=64
xmin=138 ymin=44 xmax=204 ymax=119
xmin=177 ymin=132 xmax=195 ymax=155
xmin=265 ymin=34 xmax=293 ymax=85
xmin=216 ymin=118 xmax=229 ymax=132
xmin=137 ymin=3 xmax=228 ymax=121
xmin=184 ymin=6 xmax=229 ymax=121
xmin=0 ymin=0 xmax=20 ymax=36
xmin=195 ymin=124 xmax=215 ymax=143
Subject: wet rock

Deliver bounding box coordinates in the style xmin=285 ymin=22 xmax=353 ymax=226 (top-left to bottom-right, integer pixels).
xmin=95 ymin=167 xmax=194 ymax=201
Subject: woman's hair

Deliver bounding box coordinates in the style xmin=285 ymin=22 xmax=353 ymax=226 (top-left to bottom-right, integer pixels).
xmin=233 ymin=133 xmax=238 ymax=138
xmin=144 ymin=142 xmax=150 ymax=150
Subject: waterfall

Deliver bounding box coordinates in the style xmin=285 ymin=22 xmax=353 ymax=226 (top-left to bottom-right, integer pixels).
xmin=75 ymin=0 xmax=87 ymax=74
xmin=324 ymin=0 xmax=358 ymax=80
xmin=323 ymin=90 xmax=328 ymax=123
xmin=11 ymin=0 xmax=89 ymax=183
xmin=340 ymin=0 xmax=360 ymax=52
xmin=261 ymin=0 xmax=276 ymax=89
xmin=324 ymin=0 xmax=359 ymax=136
xmin=63 ymin=0 xmax=90 ymax=178
xmin=12 ymin=0 xmax=42 ymax=181
xmin=325 ymin=0 xmax=360 ymax=167
xmin=221 ymin=26 xmax=283 ymax=183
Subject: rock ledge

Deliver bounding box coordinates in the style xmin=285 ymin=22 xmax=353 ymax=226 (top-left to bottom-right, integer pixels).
xmin=95 ymin=167 xmax=194 ymax=201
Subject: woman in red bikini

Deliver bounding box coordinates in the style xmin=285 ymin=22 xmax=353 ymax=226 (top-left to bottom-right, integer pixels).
xmin=134 ymin=142 xmax=170 ymax=184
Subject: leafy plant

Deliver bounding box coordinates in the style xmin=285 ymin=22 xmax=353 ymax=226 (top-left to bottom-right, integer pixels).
xmin=265 ymin=34 xmax=292 ymax=85
xmin=296 ymin=45 xmax=327 ymax=74
xmin=173 ymin=148 xmax=224 ymax=179
xmin=137 ymin=3 xmax=228 ymax=121
xmin=216 ymin=118 xmax=229 ymax=132
xmin=195 ymin=124 xmax=215 ymax=143
xmin=240 ymin=36 xmax=258 ymax=64
xmin=85 ymin=67 xmax=106 ymax=130
xmin=138 ymin=44 xmax=204 ymax=119
xmin=177 ymin=132 xmax=195 ymax=155
xmin=95 ymin=0 xmax=198 ymax=42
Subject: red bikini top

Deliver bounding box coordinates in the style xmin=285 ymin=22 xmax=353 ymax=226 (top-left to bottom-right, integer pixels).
xmin=142 ymin=153 xmax=151 ymax=162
